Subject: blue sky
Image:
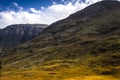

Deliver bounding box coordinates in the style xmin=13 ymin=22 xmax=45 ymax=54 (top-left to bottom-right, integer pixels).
xmin=0 ymin=0 xmax=53 ymax=11
xmin=0 ymin=0 xmax=89 ymax=11
xmin=0 ymin=0 xmax=104 ymax=28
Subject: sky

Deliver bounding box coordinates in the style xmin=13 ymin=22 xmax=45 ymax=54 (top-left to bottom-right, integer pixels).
xmin=0 ymin=0 xmax=111 ymax=28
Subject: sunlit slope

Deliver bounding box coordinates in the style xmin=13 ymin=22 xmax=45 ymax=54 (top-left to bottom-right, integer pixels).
xmin=1 ymin=1 xmax=120 ymax=80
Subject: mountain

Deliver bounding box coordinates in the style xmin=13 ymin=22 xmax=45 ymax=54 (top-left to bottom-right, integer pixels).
xmin=0 ymin=24 xmax=47 ymax=52
xmin=1 ymin=1 xmax=120 ymax=80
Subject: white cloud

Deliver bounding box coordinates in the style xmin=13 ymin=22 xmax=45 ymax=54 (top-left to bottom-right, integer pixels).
xmin=61 ymin=0 xmax=65 ymax=2
xmin=13 ymin=2 xmax=23 ymax=11
xmin=52 ymin=1 xmax=57 ymax=5
xmin=0 ymin=0 xmax=108 ymax=28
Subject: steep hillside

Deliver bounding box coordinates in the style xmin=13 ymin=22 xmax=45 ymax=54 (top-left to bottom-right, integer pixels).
xmin=1 ymin=1 xmax=120 ymax=80
xmin=0 ymin=24 xmax=47 ymax=52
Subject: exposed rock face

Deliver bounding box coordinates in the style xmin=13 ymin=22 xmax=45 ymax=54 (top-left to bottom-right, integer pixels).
xmin=0 ymin=24 xmax=47 ymax=52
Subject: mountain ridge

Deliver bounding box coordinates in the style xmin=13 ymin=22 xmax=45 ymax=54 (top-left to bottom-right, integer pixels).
xmin=0 ymin=24 xmax=48 ymax=52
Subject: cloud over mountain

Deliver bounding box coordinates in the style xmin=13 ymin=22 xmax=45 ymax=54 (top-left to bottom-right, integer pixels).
xmin=0 ymin=0 xmax=115 ymax=28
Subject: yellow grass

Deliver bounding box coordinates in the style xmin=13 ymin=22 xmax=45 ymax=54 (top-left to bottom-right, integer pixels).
xmin=65 ymin=76 xmax=120 ymax=80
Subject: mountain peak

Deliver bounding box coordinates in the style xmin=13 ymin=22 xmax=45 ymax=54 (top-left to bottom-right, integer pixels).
xmin=69 ymin=0 xmax=120 ymax=19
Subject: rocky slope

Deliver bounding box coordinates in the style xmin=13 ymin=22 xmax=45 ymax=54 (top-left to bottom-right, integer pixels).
xmin=1 ymin=1 xmax=120 ymax=80
xmin=0 ymin=24 xmax=47 ymax=52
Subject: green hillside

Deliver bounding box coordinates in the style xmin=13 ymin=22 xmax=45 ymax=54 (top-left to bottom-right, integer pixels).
xmin=1 ymin=1 xmax=120 ymax=80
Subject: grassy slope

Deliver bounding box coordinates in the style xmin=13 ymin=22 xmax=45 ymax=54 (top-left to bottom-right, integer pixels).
xmin=1 ymin=1 xmax=120 ymax=80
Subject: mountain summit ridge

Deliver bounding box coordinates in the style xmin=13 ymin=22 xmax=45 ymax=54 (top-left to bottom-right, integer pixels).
xmin=43 ymin=0 xmax=120 ymax=33
xmin=69 ymin=0 xmax=120 ymax=18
